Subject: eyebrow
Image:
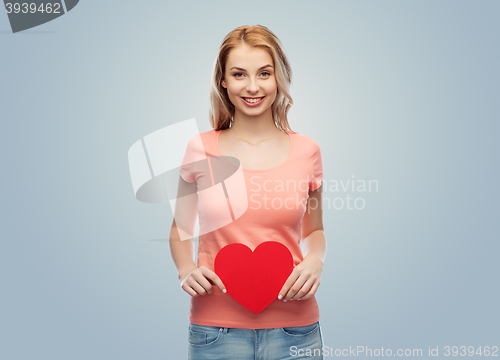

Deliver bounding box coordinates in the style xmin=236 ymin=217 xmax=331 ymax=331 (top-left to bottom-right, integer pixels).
xmin=229 ymin=64 xmax=273 ymax=71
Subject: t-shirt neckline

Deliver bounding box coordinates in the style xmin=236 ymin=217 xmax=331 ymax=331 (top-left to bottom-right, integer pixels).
xmin=214 ymin=129 xmax=294 ymax=173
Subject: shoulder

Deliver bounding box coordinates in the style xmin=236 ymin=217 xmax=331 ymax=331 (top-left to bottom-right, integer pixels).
xmin=184 ymin=129 xmax=218 ymax=148
xmin=289 ymin=131 xmax=321 ymax=152
xmin=184 ymin=129 xmax=219 ymax=156
xmin=186 ymin=129 xmax=217 ymax=141
xmin=201 ymin=129 xmax=219 ymax=138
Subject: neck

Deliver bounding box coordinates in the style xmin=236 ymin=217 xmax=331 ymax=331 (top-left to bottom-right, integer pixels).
xmin=229 ymin=107 xmax=281 ymax=140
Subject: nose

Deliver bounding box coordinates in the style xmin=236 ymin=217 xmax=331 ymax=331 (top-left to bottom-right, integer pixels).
xmin=245 ymin=77 xmax=260 ymax=93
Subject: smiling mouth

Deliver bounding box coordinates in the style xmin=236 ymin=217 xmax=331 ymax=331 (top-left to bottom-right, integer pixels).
xmin=242 ymin=96 xmax=265 ymax=103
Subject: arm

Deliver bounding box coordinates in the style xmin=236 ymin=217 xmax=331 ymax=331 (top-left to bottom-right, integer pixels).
xmin=301 ymin=180 xmax=327 ymax=264
xmin=169 ymin=176 xmax=225 ymax=296
xmin=169 ymin=218 xmax=197 ymax=283
xmin=279 ymin=182 xmax=326 ymax=301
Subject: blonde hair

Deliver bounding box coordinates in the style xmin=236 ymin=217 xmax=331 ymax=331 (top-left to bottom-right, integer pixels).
xmin=209 ymin=25 xmax=295 ymax=133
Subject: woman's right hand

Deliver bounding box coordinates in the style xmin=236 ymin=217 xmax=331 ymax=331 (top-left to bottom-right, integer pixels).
xmin=179 ymin=266 xmax=226 ymax=297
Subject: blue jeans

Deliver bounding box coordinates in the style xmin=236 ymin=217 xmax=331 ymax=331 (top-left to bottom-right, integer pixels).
xmin=187 ymin=321 xmax=323 ymax=360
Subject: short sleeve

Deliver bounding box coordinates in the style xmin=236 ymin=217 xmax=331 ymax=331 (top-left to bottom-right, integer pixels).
xmin=309 ymin=140 xmax=323 ymax=191
xmin=179 ymin=133 xmax=202 ymax=183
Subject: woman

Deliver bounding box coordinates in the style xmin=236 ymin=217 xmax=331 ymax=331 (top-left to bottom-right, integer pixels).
xmin=169 ymin=25 xmax=326 ymax=360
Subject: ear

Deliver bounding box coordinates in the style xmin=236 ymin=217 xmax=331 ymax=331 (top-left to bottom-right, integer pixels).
xmin=221 ymin=78 xmax=226 ymax=88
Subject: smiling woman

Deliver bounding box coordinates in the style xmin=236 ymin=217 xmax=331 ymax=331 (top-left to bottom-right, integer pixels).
xmin=231 ymin=63 xmax=273 ymax=106
xmin=169 ymin=24 xmax=326 ymax=360
xmin=209 ymin=26 xmax=294 ymax=133
xmin=221 ymin=45 xmax=279 ymax=122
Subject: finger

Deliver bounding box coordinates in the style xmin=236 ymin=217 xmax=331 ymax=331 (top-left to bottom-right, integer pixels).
xmin=290 ymin=278 xmax=314 ymax=300
xmin=192 ymin=272 xmax=214 ymax=294
xmin=299 ymin=281 xmax=320 ymax=300
xmin=180 ymin=276 xmax=199 ymax=297
xmin=186 ymin=277 xmax=209 ymax=296
xmin=284 ymin=274 xmax=308 ymax=301
xmin=182 ymin=283 xmax=199 ymax=297
xmin=278 ymin=270 xmax=300 ymax=300
xmin=201 ymin=268 xmax=226 ymax=293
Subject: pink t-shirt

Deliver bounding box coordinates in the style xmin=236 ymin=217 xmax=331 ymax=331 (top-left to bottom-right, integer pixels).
xmin=178 ymin=129 xmax=323 ymax=329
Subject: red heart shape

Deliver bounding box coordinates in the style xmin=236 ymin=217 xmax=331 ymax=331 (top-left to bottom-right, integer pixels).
xmin=214 ymin=241 xmax=294 ymax=314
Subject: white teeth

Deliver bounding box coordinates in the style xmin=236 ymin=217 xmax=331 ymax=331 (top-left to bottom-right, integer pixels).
xmin=243 ymin=97 xmax=264 ymax=103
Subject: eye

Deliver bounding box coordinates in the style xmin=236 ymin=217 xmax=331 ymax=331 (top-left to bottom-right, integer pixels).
xmin=232 ymin=71 xmax=272 ymax=78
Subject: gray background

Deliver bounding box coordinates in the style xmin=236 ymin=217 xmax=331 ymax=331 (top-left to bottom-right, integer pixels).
xmin=1 ymin=0 xmax=498 ymax=359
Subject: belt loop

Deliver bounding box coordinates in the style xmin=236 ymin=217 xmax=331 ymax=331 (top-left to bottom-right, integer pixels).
xmin=222 ymin=327 xmax=228 ymax=334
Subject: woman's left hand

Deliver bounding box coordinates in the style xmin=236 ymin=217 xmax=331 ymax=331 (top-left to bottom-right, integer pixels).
xmin=278 ymin=255 xmax=323 ymax=301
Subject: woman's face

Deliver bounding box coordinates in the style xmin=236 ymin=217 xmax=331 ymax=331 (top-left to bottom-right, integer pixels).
xmin=221 ymin=44 xmax=277 ymax=118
